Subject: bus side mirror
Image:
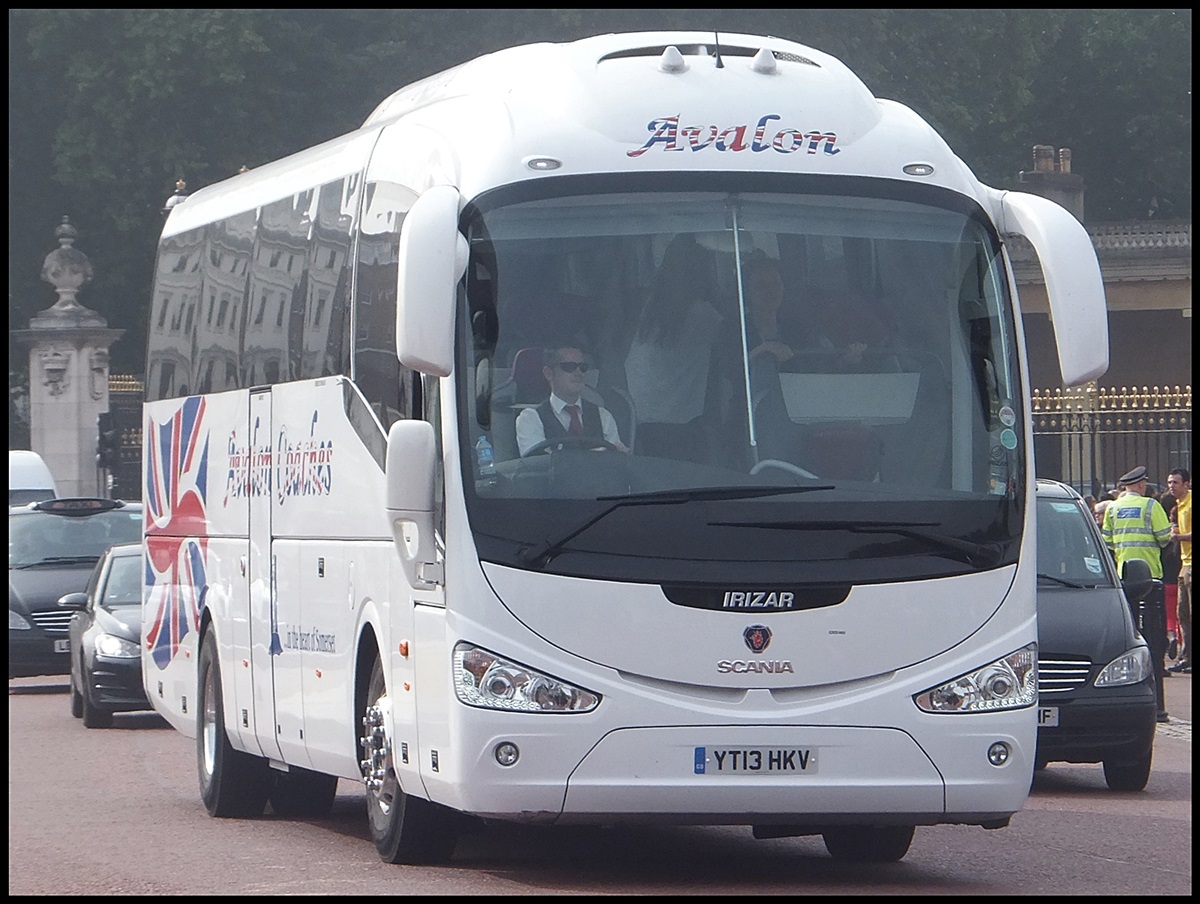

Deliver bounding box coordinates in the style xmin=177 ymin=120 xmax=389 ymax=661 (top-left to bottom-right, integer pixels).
xmin=999 ymin=191 xmax=1109 ymax=387
xmin=1120 ymin=558 xmax=1153 ymax=606
xmin=385 ymin=419 xmax=440 ymax=588
xmin=396 ymin=184 xmax=468 ymax=378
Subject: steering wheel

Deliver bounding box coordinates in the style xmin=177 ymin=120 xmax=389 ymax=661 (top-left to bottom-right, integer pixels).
xmin=523 ymin=435 xmax=623 ymax=456
xmin=750 ymin=458 xmax=820 ymax=480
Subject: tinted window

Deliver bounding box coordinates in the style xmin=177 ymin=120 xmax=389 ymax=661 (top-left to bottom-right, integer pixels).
xmin=101 ymin=555 xmax=143 ymax=608
xmin=355 ymin=180 xmax=420 ymax=428
xmin=1036 ymin=496 xmax=1114 ymax=586
xmin=9 ymin=509 xmax=143 ymax=567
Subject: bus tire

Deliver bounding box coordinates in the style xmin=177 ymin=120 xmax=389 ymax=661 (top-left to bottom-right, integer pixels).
xmin=822 ymin=825 xmax=914 ymax=862
xmin=361 ymin=652 xmax=457 ymax=864
xmin=197 ymin=628 xmax=271 ymax=817
xmin=269 ymin=766 xmax=339 ymax=817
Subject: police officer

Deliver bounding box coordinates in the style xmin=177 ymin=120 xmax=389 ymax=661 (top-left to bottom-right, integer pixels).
xmin=1102 ymin=465 xmax=1173 ymax=722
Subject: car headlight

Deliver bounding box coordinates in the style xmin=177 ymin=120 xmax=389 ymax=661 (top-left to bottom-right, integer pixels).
xmin=914 ymin=643 xmax=1037 ymax=713
xmin=453 ymin=642 xmax=600 ymax=713
xmin=94 ymin=633 xmax=140 ymax=659
xmin=9 ymin=609 xmax=33 ymax=630
xmin=1094 ymin=645 xmax=1153 ymax=687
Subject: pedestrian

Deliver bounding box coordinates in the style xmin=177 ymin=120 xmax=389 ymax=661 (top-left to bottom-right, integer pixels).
xmin=1092 ymin=498 xmax=1110 ymax=528
xmin=1166 ymin=468 xmax=1191 ymax=674
xmin=1101 ymin=465 xmax=1173 ymax=721
xmin=1158 ymin=488 xmax=1181 ymax=663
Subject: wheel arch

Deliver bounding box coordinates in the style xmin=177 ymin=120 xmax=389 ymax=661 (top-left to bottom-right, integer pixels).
xmin=354 ymin=624 xmax=382 ymax=759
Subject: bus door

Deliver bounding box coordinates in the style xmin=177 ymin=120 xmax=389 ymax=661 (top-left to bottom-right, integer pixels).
xmin=247 ymin=389 xmax=287 ymax=763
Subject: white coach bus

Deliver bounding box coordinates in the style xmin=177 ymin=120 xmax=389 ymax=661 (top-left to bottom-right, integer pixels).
xmin=142 ymin=31 xmax=1108 ymax=864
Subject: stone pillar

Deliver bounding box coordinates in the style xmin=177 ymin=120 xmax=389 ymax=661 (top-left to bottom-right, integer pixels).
xmin=12 ymin=217 xmax=124 ymax=498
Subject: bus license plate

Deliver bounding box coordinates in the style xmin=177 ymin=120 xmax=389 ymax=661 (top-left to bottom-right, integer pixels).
xmin=53 ymin=639 xmax=70 ymax=653
xmin=694 ymin=747 xmax=817 ymax=775
xmin=1037 ymin=707 xmax=1059 ymax=727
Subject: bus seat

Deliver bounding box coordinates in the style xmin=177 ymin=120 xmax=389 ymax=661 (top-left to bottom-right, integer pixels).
xmin=511 ymin=347 xmax=547 ymax=404
xmin=807 ymin=423 xmax=882 ymax=481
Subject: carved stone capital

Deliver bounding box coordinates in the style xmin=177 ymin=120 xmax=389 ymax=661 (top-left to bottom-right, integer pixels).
xmin=39 ymin=348 xmax=71 ymax=396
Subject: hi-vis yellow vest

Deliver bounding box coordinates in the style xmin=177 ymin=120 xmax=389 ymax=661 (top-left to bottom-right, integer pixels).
xmin=1102 ymin=493 xmax=1171 ymax=578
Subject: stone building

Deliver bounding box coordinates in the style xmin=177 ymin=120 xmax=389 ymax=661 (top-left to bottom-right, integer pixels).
xmin=1008 ymin=145 xmax=1192 ymax=393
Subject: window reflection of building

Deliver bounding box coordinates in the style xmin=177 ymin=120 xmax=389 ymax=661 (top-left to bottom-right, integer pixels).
xmin=305 ymin=177 xmax=356 ymax=379
xmin=145 ymin=171 xmax=383 ymax=414
xmin=354 ymin=181 xmax=418 ymax=428
xmin=247 ymin=193 xmax=310 ymax=387
xmin=193 ymin=210 xmax=254 ymax=394
xmin=147 ymin=227 xmax=204 ymax=399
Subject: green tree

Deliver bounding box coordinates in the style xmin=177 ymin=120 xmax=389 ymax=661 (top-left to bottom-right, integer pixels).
xmin=8 ymin=9 xmax=1191 ymax=392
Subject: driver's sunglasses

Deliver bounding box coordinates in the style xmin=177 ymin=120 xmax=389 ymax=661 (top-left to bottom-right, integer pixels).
xmin=555 ymin=361 xmax=589 ymax=373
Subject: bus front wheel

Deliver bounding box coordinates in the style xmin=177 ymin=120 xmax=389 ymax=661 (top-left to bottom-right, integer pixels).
xmin=360 ymin=652 xmax=457 ymax=864
xmin=822 ymin=825 xmax=915 ymax=862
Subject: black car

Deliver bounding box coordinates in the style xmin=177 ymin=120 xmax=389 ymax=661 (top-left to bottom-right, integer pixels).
xmin=1034 ymin=479 xmax=1158 ymax=791
xmin=61 ymin=543 xmax=149 ymax=727
xmin=9 ymin=498 xmax=144 ymax=678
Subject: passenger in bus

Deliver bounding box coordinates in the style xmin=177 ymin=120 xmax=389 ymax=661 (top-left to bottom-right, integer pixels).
xmin=624 ymin=233 xmax=731 ymax=463
xmin=742 ymin=253 xmax=892 ymax=374
xmin=808 ymin=286 xmax=901 ymax=373
xmin=744 ymin=252 xmax=802 ymax=369
xmin=515 ymin=344 xmax=629 ymax=456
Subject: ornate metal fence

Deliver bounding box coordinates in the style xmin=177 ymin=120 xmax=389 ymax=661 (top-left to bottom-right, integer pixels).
xmin=107 ymin=374 xmax=144 ymax=501
xmin=1032 ymin=384 xmax=1193 ymax=498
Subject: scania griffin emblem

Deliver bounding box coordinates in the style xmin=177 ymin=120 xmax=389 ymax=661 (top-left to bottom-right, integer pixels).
xmin=743 ymin=624 xmax=772 ymax=653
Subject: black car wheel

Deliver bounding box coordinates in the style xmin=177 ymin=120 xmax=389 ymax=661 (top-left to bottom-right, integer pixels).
xmin=1103 ymin=746 xmax=1152 ymax=792
xmin=197 ymin=627 xmax=272 ymax=817
xmin=81 ymin=674 xmax=114 ymax=729
xmin=69 ymin=659 xmax=84 ymax=719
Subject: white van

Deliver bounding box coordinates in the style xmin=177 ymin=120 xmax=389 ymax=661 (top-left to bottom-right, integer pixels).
xmin=9 ymin=451 xmax=58 ymax=506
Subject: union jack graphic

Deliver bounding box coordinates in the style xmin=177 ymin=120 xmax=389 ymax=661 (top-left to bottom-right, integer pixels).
xmin=145 ymin=396 xmax=210 ymax=670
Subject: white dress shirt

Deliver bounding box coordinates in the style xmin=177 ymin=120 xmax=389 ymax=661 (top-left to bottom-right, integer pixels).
xmin=515 ymin=393 xmax=623 ymax=456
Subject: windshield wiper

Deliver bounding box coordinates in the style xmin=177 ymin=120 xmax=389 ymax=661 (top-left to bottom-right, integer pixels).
xmin=710 ymin=518 xmax=1005 ymax=569
xmin=518 ymin=483 xmax=835 ymax=568
xmin=12 ymin=555 xmax=99 ymax=568
xmin=1037 ymin=572 xmax=1089 ymax=589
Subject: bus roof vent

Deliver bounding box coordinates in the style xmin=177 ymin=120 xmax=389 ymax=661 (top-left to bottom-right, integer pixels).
xmin=659 ymin=45 xmax=687 ymax=73
xmin=599 ymin=43 xmax=819 ymax=68
xmin=772 ymin=50 xmax=818 ymax=66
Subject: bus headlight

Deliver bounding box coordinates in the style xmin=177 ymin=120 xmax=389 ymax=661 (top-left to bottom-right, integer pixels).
xmin=453 ymin=642 xmax=600 ymax=713
xmin=1094 ymin=645 xmax=1152 ymax=687
xmin=913 ymin=643 xmax=1037 ymax=713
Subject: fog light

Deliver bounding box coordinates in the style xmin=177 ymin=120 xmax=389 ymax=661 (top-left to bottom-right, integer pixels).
xmin=494 ymin=742 xmax=520 ymax=766
xmin=987 ymin=741 xmax=1011 ymax=766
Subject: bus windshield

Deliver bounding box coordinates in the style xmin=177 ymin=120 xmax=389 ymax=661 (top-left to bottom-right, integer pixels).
xmin=459 ymin=183 xmax=1024 ymax=584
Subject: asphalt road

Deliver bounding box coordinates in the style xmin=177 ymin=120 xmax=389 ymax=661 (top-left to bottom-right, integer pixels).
xmin=8 ymin=674 xmax=1191 ymax=895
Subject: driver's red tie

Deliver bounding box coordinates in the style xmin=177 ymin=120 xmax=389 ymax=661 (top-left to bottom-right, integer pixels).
xmin=565 ymin=404 xmax=583 ymax=435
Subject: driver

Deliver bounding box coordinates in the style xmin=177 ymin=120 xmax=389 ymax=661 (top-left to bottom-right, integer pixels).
xmin=515 ymin=344 xmax=629 ymax=456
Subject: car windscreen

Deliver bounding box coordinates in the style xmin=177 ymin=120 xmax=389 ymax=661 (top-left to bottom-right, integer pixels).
xmin=457 ymin=180 xmax=1026 ymax=583
xmin=101 ymin=555 xmax=143 ymax=609
xmin=9 ymin=510 xmax=144 ymax=568
xmin=1036 ymin=497 xmax=1114 ymax=587
xmin=9 ymin=489 xmax=55 ymax=506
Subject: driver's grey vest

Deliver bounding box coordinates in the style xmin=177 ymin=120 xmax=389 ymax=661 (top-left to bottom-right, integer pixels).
xmin=534 ymin=399 xmax=604 ymax=442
